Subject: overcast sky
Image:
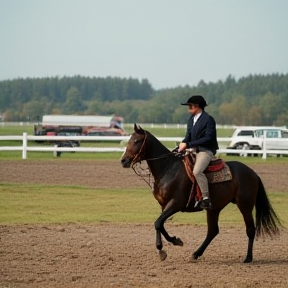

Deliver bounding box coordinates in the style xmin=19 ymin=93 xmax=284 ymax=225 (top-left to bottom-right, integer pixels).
xmin=1 ymin=0 xmax=288 ymax=89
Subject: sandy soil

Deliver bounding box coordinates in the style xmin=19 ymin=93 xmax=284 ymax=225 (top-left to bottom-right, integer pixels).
xmin=0 ymin=160 xmax=287 ymax=288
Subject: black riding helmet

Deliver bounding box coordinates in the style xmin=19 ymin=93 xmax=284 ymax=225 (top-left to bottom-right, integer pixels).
xmin=181 ymin=95 xmax=207 ymax=110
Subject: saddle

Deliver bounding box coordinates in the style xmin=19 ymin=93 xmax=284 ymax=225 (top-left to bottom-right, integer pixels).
xmin=183 ymin=153 xmax=232 ymax=208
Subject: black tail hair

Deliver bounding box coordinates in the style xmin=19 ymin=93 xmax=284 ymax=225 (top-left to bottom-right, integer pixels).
xmin=255 ymin=176 xmax=282 ymax=237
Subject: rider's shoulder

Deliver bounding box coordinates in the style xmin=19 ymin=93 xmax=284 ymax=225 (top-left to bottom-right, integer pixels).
xmin=204 ymin=111 xmax=215 ymax=121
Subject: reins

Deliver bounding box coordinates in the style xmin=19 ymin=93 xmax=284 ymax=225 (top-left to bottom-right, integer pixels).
xmin=141 ymin=153 xmax=174 ymax=162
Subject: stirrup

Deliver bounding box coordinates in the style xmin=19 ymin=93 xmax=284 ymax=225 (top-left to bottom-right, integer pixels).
xmin=200 ymin=198 xmax=212 ymax=209
xmin=194 ymin=200 xmax=202 ymax=208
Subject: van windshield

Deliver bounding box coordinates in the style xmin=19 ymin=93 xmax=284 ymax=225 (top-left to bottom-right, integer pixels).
xmin=255 ymin=129 xmax=279 ymax=138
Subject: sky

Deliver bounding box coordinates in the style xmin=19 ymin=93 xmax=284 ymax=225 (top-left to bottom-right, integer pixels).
xmin=0 ymin=0 xmax=288 ymax=89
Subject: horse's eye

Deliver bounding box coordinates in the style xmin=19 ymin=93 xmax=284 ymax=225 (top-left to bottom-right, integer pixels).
xmin=134 ymin=139 xmax=139 ymax=144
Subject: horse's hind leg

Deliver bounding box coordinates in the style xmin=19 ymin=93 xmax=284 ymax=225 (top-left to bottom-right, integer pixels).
xmin=193 ymin=209 xmax=220 ymax=260
xmin=238 ymin=206 xmax=256 ymax=263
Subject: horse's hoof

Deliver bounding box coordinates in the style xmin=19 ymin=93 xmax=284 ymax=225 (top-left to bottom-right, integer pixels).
xmin=192 ymin=253 xmax=199 ymax=260
xmin=156 ymin=244 xmax=163 ymax=250
xmin=243 ymin=257 xmax=252 ymax=263
xmin=189 ymin=257 xmax=198 ymax=263
xmin=172 ymin=237 xmax=184 ymax=246
xmin=159 ymin=250 xmax=167 ymax=261
xmin=188 ymin=253 xmax=199 ymax=263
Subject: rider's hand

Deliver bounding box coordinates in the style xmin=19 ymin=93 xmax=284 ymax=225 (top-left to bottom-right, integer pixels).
xmin=171 ymin=146 xmax=179 ymax=153
xmin=178 ymin=142 xmax=187 ymax=152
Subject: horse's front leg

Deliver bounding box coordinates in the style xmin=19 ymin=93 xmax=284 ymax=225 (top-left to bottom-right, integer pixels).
xmin=154 ymin=206 xmax=183 ymax=261
xmin=155 ymin=230 xmax=167 ymax=260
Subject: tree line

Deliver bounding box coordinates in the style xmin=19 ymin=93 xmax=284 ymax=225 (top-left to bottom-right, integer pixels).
xmin=0 ymin=73 xmax=288 ymax=126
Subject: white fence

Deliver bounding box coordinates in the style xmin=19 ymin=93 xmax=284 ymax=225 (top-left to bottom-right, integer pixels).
xmin=1 ymin=133 xmax=288 ymax=160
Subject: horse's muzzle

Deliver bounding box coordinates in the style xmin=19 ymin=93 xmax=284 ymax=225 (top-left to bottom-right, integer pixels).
xmin=121 ymin=158 xmax=131 ymax=168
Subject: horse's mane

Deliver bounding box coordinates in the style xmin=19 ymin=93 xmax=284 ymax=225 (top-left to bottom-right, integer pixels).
xmin=144 ymin=130 xmax=171 ymax=155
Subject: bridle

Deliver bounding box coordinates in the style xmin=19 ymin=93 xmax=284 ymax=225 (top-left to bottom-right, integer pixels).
xmin=130 ymin=133 xmax=148 ymax=165
xmin=129 ymin=132 xmax=176 ymax=188
xmin=130 ymin=132 xmax=174 ymax=165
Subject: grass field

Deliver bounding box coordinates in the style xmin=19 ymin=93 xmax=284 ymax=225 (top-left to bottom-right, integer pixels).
xmin=1 ymin=183 xmax=287 ymax=227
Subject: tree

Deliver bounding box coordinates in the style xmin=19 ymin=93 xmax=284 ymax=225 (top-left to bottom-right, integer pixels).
xmin=274 ymin=113 xmax=288 ymax=127
xmin=259 ymin=93 xmax=282 ymax=125
xmin=247 ymin=106 xmax=263 ymax=126
xmin=86 ymin=100 xmax=102 ymax=115
xmin=1 ymin=74 xmax=288 ymax=124
xmin=22 ymin=100 xmax=45 ymax=121
xmin=63 ymin=86 xmax=85 ymax=114
xmin=172 ymin=106 xmax=188 ymax=124
xmin=2 ymin=109 xmax=18 ymax=121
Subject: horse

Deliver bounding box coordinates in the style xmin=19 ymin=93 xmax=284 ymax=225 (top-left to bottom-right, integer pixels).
xmin=120 ymin=124 xmax=282 ymax=263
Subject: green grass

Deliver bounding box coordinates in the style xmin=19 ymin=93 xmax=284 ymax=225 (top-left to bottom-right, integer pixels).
xmin=0 ymin=124 xmax=233 ymax=137
xmin=0 ymin=183 xmax=287 ymax=227
xmin=0 ymin=124 xmax=35 ymax=135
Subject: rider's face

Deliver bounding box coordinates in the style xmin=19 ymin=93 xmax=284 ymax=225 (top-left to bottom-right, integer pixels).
xmin=188 ymin=104 xmax=200 ymax=116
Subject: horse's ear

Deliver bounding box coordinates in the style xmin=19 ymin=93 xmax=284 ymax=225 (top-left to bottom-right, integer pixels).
xmin=134 ymin=123 xmax=145 ymax=134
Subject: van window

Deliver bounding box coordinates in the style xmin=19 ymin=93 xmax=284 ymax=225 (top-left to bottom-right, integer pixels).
xmin=266 ymin=130 xmax=279 ymax=138
xmin=281 ymin=131 xmax=288 ymax=138
xmin=254 ymin=130 xmax=263 ymax=137
xmin=237 ymin=130 xmax=254 ymax=137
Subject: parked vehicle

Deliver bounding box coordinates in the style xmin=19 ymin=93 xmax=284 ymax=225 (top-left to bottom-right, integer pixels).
xmin=86 ymin=128 xmax=128 ymax=137
xmin=34 ymin=115 xmax=128 ymax=138
xmin=226 ymin=126 xmax=288 ymax=156
xmin=56 ymin=132 xmax=81 ymax=147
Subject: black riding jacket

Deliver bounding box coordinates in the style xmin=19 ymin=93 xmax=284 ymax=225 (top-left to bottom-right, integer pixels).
xmin=182 ymin=111 xmax=219 ymax=155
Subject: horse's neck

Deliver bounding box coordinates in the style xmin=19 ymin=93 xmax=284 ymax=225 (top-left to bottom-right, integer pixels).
xmin=147 ymin=157 xmax=169 ymax=180
xmin=145 ymin=134 xmax=172 ymax=179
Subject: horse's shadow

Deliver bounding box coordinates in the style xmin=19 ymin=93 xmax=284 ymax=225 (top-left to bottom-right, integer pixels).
xmin=221 ymin=258 xmax=288 ymax=266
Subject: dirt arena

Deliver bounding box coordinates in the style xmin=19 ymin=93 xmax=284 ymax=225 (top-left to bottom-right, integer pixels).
xmin=1 ymin=160 xmax=288 ymax=288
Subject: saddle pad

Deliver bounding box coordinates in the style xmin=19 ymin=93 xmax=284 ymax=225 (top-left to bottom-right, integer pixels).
xmin=205 ymin=164 xmax=232 ymax=183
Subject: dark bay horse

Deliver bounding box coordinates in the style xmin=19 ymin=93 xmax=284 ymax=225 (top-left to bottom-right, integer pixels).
xmin=121 ymin=124 xmax=281 ymax=263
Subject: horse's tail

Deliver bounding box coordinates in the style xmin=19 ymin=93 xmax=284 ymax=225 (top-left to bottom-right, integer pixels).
xmin=255 ymin=176 xmax=281 ymax=237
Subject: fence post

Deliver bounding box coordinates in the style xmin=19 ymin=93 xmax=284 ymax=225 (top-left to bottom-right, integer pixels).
xmin=262 ymin=131 xmax=267 ymax=160
xmin=241 ymin=143 xmax=249 ymax=157
xmin=53 ymin=144 xmax=58 ymax=157
xmin=22 ymin=132 xmax=27 ymax=159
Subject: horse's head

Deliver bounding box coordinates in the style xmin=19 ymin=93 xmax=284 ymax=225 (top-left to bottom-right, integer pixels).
xmin=121 ymin=124 xmax=147 ymax=168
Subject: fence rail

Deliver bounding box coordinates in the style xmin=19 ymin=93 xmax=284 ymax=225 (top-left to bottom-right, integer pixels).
xmin=1 ymin=133 xmax=288 ymax=160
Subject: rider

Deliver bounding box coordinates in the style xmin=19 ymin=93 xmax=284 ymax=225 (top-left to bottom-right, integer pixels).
xmin=178 ymin=95 xmax=219 ymax=209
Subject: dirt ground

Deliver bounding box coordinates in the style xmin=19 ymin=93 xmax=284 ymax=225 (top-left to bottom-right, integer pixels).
xmin=1 ymin=160 xmax=288 ymax=288
xmin=1 ymin=160 xmax=288 ymax=192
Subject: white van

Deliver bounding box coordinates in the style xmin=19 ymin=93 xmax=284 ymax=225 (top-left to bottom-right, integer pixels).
xmin=227 ymin=126 xmax=288 ymax=151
